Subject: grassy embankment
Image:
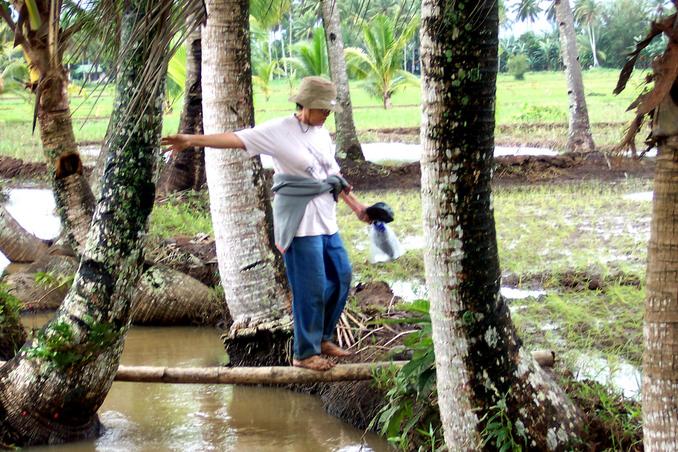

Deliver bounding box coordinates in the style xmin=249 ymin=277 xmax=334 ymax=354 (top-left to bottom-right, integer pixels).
xmin=0 ymin=68 xmax=645 ymax=162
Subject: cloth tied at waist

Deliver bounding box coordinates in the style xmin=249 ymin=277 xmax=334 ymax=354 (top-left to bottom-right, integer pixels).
xmin=271 ymin=173 xmax=349 ymax=253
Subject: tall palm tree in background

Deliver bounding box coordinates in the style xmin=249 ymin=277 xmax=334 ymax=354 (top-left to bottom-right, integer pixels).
xmin=0 ymin=0 xmax=195 ymax=445
xmin=345 ymin=14 xmax=419 ymax=109
xmin=202 ymin=0 xmax=291 ymax=365
xmin=420 ymin=0 xmax=583 ymax=448
xmin=573 ymin=0 xmax=601 ymax=67
xmin=515 ymin=0 xmax=595 ymax=152
xmin=321 ymin=0 xmax=364 ymax=161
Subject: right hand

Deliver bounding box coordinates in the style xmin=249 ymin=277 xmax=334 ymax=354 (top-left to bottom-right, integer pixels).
xmin=160 ymin=134 xmax=192 ymax=156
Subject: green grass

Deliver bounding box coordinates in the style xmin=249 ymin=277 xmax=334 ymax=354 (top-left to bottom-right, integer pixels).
xmin=144 ymin=179 xmax=651 ymax=367
xmin=0 ymin=68 xmax=647 ymax=161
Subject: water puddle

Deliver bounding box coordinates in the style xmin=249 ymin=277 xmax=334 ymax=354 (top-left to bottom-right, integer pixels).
xmin=260 ymin=143 xmax=557 ymax=166
xmin=389 ymin=280 xmax=427 ymax=302
xmin=623 ymin=191 xmax=653 ymax=202
xmin=574 ymin=353 xmax=641 ymax=399
xmin=20 ymin=313 xmax=389 ymax=451
xmin=4 ymin=188 xmax=60 ymax=239
xmin=1 ymin=188 xmax=61 ymax=276
xmin=390 ymin=281 xmax=547 ymax=303
xmin=500 ymin=287 xmax=546 ymax=300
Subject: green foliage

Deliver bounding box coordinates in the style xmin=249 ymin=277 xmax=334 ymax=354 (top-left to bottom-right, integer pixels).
xmin=515 ymin=103 xmax=567 ymax=122
xmin=285 ymin=27 xmax=328 ymax=77
xmin=371 ymin=299 xmax=443 ymax=450
xmin=253 ymin=59 xmax=280 ymax=101
xmin=480 ymin=396 xmax=528 ymax=451
xmin=165 ymin=44 xmax=187 ymax=112
xmin=0 ymin=283 xmax=22 ymax=331
xmin=345 ymin=14 xmax=419 ymax=108
xmin=508 ymin=54 xmax=530 ymax=80
xmin=35 ymin=271 xmax=74 ymax=290
xmin=566 ymin=379 xmax=643 ymax=450
xmin=26 ymin=316 xmax=119 ymax=370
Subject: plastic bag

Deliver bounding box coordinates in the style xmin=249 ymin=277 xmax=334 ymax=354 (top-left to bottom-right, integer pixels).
xmin=368 ymin=221 xmax=403 ymax=263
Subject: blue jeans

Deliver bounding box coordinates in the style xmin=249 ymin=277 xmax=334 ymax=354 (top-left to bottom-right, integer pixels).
xmin=283 ymin=233 xmax=352 ymax=360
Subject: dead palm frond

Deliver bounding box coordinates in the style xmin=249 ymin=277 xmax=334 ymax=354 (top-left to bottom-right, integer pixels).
xmin=613 ymin=5 xmax=678 ymax=155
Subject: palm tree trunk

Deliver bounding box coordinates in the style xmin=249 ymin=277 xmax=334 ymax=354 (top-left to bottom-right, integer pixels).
xmin=0 ymin=1 xmax=168 ymax=444
xmin=321 ymin=0 xmax=364 ymax=161
xmin=0 ymin=205 xmax=49 ymax=262
xmin=589 ymin=25 xmax=599 ymax=68
xmin=555 ymin=0 xmax=595 ymax=152
xmin=202 ymin=0 xmax=291 ymax=358
xmin=643 ymin=95 xmax=678 ymax=449
xmin=158 ymin=14 xmax=206 ymax=194
xmin=420 ymin=1 xmax=583 ymax=449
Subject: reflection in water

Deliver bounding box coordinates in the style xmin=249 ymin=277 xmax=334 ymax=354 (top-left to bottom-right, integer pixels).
xmin=1 ymin=188 xmax=61 ymax=277
xmin=4 ymin=189 xmax=61 ymax=240
xmin=20 ymin=317 xmax=388 ymax=452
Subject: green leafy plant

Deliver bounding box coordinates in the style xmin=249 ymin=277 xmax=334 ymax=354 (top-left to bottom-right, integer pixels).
xmin=507 ymin=54 xmax=530 ymax=80
xmin=480 ymin=395 xmax=527 ymax=451
xmin=370 ymin=299 xmax=443 ymax=450
xmin=35 ymin=271 xmax=74 ymax=290
xmin=515 ymin=104 xmax=567 ymax=122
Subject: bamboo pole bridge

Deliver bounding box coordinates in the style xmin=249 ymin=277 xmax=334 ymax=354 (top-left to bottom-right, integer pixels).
xmin=0 ymin=351 xmax=554 ymax=385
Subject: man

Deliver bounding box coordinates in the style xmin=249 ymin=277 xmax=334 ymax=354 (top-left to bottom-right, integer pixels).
xmin=162 ymin=76 xmax=369 ymax=371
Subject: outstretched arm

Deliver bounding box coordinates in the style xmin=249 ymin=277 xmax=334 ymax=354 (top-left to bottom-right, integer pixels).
xmin=161 ymin=132 xmax=246 ymax=154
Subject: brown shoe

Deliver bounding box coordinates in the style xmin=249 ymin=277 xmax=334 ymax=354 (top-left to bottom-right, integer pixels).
xmin=292 ymin=355 xmax=335 ymax=371
xmin=321 ymin=341 xmax=353 ymax=358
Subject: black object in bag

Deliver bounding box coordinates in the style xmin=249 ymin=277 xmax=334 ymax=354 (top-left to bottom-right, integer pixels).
xmin=366 ymin=202 xmax=394 ymax=223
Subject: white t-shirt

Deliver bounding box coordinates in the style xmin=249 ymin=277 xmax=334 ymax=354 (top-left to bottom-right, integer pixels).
xmin=235 ymin=115 xmax=342 ymax=238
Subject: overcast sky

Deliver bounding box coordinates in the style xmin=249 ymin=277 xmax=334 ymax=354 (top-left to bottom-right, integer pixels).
xmin=500 ymin=0 xmax=554 ymax=38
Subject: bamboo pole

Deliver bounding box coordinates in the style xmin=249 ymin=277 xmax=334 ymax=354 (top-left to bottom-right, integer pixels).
xmin=0 ymin=351 xmax=553 ymax=385
xmin=114 ymin=361 xmax=408 ymax=384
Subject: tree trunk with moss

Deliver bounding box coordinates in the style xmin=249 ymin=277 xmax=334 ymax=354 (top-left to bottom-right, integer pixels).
xmin=643 ymin=93 xmax=678 ymax=450
xmin=420 ymin=1 xmax=583 ymax=449
xmin=0 ymin=1 xmax=168 ymax=445
xmin=555 ymin=0 xmax=595 ymax=153
xmin=158 ymin=13 xmax=206 ymax=194
xmin=202 ymin=0 xmax=291 ymax=365
xmin=321 ymin=0 xmax=364 ymax=161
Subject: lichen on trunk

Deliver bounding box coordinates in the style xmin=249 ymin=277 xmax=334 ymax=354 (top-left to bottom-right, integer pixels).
xmin=420 ymin=1 xmax=583 ymax=449
xmin=0 ymin=0 xmax=170 ymax=445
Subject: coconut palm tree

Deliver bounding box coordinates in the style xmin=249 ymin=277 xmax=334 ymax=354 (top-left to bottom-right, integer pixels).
xmin=515 ymin=0 xmax=595 ymax=152
xmin=0 ymin=0 xmax=198 ymax=445
xmin=202 ymin=0 xmax=291 ymax=365
xmin=613 ymin=9 xmax=678 ymax=449
xmin=321 ymin=0 xmax=364 ymax=161
xmin=420 ymin=0 xmax=583 ymax=448
xmin=573 ymin=0 xmax=601 ymax=67
xmin=345 ymin=14 xmax=419 ymax=109
xmin=286 ymin=26 xmax=329 ymax=76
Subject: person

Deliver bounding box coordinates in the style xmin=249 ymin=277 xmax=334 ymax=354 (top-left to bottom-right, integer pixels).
xmin=161 ymin=76 xmax=370 ymax=372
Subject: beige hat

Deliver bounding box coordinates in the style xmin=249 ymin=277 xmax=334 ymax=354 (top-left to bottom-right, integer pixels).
xmin=289 ymin=76 xmax=343 ymax=113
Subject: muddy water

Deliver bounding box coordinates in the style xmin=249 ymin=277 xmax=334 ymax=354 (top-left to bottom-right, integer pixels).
xmin=2 ymin=189 xmax=389 ymax=451
xmin=20 ymin=313 xmax=389 ymax=451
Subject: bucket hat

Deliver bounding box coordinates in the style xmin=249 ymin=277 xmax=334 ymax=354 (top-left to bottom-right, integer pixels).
xmin=289 ymin=76 xmax=343 ymax=113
